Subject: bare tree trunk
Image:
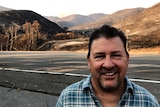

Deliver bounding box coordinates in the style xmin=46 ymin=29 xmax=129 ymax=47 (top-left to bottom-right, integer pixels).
xmin=2 ymin=22 xmax=20 ymax=51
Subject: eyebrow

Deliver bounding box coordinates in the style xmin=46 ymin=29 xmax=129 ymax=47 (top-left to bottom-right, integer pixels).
xmin=111 ymin=51 xmax=122 ymax=54
xmin=93 ymin=51 xmax=123 ymax=56
xmin=94 ymin=52 xmax=105 ymax=55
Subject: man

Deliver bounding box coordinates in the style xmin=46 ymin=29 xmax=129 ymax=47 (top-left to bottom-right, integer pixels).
xmin=55 ymin=25 xmax=159 ymax=107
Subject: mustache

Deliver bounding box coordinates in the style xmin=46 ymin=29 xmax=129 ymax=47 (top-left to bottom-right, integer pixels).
xmin=100 ymin=67 xmax=117 ymax=73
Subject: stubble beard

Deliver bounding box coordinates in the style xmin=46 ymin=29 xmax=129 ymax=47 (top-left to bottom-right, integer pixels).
xmin=99 ymin=78 xmax=120 ymax=92
xmin=98 ymin=67 xmax=121 ymax=92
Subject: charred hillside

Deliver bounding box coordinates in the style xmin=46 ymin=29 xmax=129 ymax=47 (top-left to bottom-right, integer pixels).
xmin=0 ymin=10 xmax=67 ymax=51
xmin=0 ymin=10 xmax=65 ymax=37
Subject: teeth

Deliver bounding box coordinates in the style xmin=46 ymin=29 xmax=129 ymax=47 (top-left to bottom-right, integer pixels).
xmin=104 ymin=72 xmax=115 ymax=76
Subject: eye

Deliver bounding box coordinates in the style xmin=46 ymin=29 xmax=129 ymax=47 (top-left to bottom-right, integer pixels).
xmin=94 ymin=55 xmax=105 ymax=60
xmin=112 ymin=54 xmax=122 ymax=60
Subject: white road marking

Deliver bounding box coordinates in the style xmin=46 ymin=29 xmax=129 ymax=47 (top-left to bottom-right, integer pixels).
xmin=129 ymin=64 xmax=160 ymax=68
xmin=1 ymin=67 xmax=160 ymax=84
xmin=130 ymin=78 xmax=160 ymax=84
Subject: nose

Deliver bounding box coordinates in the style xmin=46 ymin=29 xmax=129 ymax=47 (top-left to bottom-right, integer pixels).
xmin=102 ymin=56 xmax=115 ymax=69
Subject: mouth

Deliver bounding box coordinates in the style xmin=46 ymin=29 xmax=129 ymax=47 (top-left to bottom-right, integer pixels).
xmin=104 ymin=72 xmax=117 ymax=76
xmin=100 ymin=67 xmax=118 ymax=77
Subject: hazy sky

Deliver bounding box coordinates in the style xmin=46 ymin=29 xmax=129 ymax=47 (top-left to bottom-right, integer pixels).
xmin=0 ymin=0 xmax=159 ymax=17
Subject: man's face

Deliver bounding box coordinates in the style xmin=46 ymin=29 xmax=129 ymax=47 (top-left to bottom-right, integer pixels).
xmin=87 ymin=36 xmax=129 ymax=92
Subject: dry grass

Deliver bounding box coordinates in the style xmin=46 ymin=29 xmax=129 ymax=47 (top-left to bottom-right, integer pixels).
xmin=76 ymin=46 xmax=160 ymax=55
xmin=129 ymin=46 xmax=160 ymax=54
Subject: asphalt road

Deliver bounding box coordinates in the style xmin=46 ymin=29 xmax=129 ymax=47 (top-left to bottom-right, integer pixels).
xmin=0 ymin=51 xmax=160 ymax=106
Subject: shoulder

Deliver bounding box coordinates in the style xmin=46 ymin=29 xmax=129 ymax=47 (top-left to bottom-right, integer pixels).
xmin=55 ymin=76 xmax=92 ymax=106
xmin=126 ymin=77 xmax=155 ymax=97
xmin=129 ymin=79 xmax=159 ymax=106
xmin=132 ymin=81 xmax=154 ymax=97
xmin=60 ymin=75 xmax=91 ymax=96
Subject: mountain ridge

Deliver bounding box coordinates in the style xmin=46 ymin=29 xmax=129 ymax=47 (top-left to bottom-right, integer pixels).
xmin=46 ymin=13 xmax=107 ymax=28
xmin=68 ymin=8 xmax=145 ymax=30
xmin=0 ymin=10 xmax=65 ymax=37
xmin=0 ymin=3 xmax=159 ymax=51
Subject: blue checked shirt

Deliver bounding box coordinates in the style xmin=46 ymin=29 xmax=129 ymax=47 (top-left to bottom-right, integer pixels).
xmin=55 ymin=75 xmax=159 ymax=107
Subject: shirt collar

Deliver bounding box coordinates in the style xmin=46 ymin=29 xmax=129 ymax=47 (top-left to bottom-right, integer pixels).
xmin=125 ymin=76 xmax=134 ymax=95
xmin=82 ymin=75 xmax=134 ymax=95
xmin=82 ymin=74 xmax=92 ymax=91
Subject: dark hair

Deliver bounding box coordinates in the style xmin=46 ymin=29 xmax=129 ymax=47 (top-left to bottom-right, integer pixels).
xmin=87 ymin=25 xmax=128 ymax=58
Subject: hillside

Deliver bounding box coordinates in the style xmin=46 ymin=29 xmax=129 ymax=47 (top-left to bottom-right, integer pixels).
xmin=68 ymin=8 xmax=144 ymax=30
xmin=113 ymin=2 xmax=160 ymax=49
xmin=0 ymin=6 xmax=12 ymax=12
xmin=46 ymin=13 xmax=106 ymax=28
xmin=114 ymin=3 xmax=160 ymax=35
xmin=0 ymin=10 xmax=67 ymax=51
xmin=43 ymin=3 xmax=160 ymax=51
xmin=0 ymin=10 xmax=65 ymax=38
xmin=0 ymin=3 xmax=160 ymax=51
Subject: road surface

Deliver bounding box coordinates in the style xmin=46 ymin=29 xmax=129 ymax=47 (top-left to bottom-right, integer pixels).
xmin=0 ymin=51 xmax=159 ymax=106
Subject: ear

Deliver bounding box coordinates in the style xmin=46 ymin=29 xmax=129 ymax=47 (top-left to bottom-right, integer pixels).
xmin=87 ymin=57 xmax=91 ymax=70
xmin=126 ymin=53 xmax=130 ymax=64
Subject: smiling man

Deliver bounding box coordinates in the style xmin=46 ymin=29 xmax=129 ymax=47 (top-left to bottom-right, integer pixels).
xmin=55 ymin=25 xmax=159 ymax=107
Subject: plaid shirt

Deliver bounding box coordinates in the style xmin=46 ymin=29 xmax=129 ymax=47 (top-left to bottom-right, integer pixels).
xmin=56 ymin=75 xmax=159 ymax=107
